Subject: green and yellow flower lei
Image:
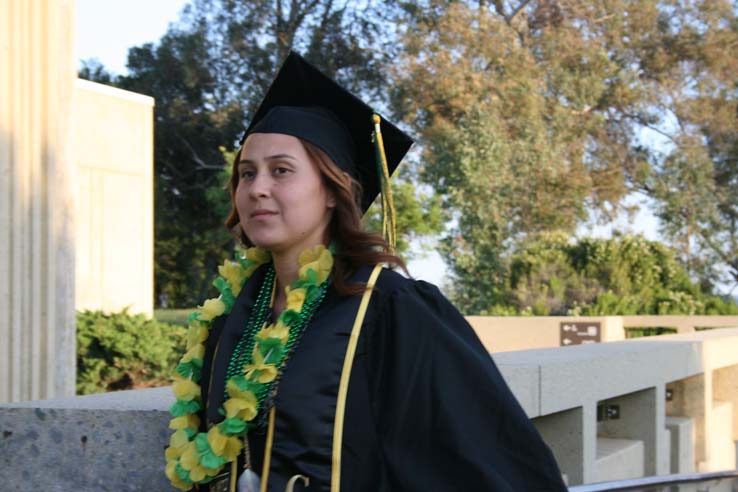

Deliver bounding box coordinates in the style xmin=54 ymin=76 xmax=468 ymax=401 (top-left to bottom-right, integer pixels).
xmin=165 ymin=245 xmax=334 ymax=491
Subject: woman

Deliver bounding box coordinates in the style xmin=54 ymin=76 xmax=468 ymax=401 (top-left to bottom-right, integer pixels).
xmin=165 ymin=52 xmax=568 ymax=492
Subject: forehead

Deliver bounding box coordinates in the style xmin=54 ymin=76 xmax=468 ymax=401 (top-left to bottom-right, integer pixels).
xmin=240 ymin=133 xmax=306 ymax=160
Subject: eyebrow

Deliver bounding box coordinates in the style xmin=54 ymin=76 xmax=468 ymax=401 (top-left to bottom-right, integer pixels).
xmin=238 ymin=154 xmax=296 ymax=165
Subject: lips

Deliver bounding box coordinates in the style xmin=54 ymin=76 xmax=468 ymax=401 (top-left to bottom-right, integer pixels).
xmin=250 ymin=209 xmax=277 ymax=219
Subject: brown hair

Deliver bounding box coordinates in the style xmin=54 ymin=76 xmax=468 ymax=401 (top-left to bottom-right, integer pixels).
xmin=224 ymin=138 xmax=407 ymax=295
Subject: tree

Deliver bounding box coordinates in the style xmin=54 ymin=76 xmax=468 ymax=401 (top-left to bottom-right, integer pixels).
xmin=394 ymin=0 xmax=738 ymax=312
xmin=78 ymin=58 xmax=114 ymax=84
xmin=90 ymin=0 xmax=440 ymax=307
xmin=633 ymin=2 xmax=738 ymax=291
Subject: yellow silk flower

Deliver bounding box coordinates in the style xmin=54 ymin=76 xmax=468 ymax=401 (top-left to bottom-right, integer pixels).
xmin=207 ymin=426 xmax=228 ymax=455
xmin=198 ymin=298 xmax=226 ymax=321
xmin=173 ymin=379 xmax=201 ymax=402
xmin=218 ymin=259 xmax=248 ymax=296
xmin=169 ymin=429 xmax=191 ymax=449
xmin=169 ymin=413 xmax=200 ymax=431
xmin=185 ymin=323 xmax=209 ymax=349
xmin=221 ymin=435 xmax=243 ymax=461
xmin=244 ymin=350 xmax=277 ymax=383
xmin=181 ymin=344 xmax=205 ymax=363
xmin=257 ymin=320 xmax=289 ymax=344
xmin=224 ymin=394 xmax=257 ymax=421
xmin=166 ymin=459 xmax=191 ymax=491
xmin=225 ymin=379 xmax=257 ymax=401
xmin=180 ymin=441 xmax=217 ymax=481
xmin=165 ymin=445 xmax=183 ymax=460
xmin=285 ymin=287 xmax=307 ymax=312
xmin=244 ymin=247 xmax=271 ymax=265
xmin=298 ymin=244 xmax=333 ymax=284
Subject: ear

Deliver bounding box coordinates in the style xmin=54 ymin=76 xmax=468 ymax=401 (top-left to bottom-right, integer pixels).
xmin=326 ymin=190 xmax=337 ymax=209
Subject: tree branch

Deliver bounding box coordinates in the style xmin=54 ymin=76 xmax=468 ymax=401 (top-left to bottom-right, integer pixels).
xmin=506 ymin=0 xmax=531 ymax=24
xmin=175 ymin=134 xmax=223 ymax=171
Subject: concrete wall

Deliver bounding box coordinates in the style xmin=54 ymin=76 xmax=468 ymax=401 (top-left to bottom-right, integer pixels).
xmin=467 ymin=315 xmax=738 ymax=352
xmin=468 ymin=316 xmax=625 ymax=352
xmin=3 ymin=328 xmax=738 ymax=490
xmin=0 ymin=0 xmax=77 ymax=403
xmin=72 ymin=79 xmax=154 ymax=316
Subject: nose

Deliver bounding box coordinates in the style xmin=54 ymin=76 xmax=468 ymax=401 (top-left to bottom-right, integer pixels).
xmin=248 ymin=170 xmax=272 ymax=198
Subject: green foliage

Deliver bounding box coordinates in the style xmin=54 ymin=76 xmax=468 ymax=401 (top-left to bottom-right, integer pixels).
xmin=395 ymin=1 xmax=738 ymax=308
xmin=76 ymin=309 xmax=185 ymax=395
xmin=487 ymin=234 xmax=738 ymax=316
xmin=362 ymin=180 xmax=444 ymax=258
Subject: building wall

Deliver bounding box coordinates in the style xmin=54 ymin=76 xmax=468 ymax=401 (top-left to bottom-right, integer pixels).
xmin=72 ymin=79 xmax=154 ymax=316
xmin=0 ymin=0 xmax=77 ymax=403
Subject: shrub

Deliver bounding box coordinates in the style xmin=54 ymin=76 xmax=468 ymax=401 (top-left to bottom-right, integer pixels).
xmin=76 ymin=309 xmax=186 ymax=395
xmin=496 ymin=233 xmax=738 ymax=316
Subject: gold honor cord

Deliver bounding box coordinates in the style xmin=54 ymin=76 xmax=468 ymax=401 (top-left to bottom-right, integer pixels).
xmin=372 ymin=114 xmax=397 ymax=251
xmin=331 ymin=264 xmax=383 ymax=492
xmin=259 ymin=407 xmax=277 ymax=492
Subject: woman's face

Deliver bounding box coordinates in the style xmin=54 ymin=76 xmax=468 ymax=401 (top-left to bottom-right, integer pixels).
xmin=236 ymin=133 xmax=335 ymax=256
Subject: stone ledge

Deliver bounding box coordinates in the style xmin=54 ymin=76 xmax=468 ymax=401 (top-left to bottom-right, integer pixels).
xmin=0 ymin=388 xmax=173 ymax=492
xmin=2 ymin=386 xmax=174 ymax=411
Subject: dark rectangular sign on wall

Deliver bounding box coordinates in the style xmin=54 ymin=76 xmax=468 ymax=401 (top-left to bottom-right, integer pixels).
xmin=560 ymin=321 xmax=601 ymax=346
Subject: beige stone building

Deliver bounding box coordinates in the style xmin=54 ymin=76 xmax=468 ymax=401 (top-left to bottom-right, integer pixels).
xmin=1 ymin=0 xmax=154 ymax=403
xmin=72 ymin=79 xmax=154 ymax=315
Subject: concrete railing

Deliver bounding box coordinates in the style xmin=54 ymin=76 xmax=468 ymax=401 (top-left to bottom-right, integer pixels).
xmin=496 ymin=328 xmax=738 ymax=485
xmin=2 ymin=328 xmax=737 ymax=490
xmin=467 ymin=315 xmax=738 ymax=352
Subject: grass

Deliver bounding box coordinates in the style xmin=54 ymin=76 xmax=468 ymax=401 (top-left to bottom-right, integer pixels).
xmin=154 ymin=308 xmax=194 ymax=327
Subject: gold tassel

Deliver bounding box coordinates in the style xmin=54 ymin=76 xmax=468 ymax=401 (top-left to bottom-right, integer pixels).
xmin=372 ymin=114 xmax=396 ymax=250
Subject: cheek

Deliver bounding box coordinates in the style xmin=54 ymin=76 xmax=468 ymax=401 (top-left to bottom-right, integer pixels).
xmin=234 ymin=181 xmax=249 ymax=215
xmin=284 ymin=182 xmax=327 ymax=222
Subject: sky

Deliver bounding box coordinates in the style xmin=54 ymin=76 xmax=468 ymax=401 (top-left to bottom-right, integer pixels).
xmin=76 ymin=0 xmax=189 ymax=75
xmin=75 ymin=0 xmax=450 ymax=284
xmin=76 ymin=0 xmax=670 ymax=291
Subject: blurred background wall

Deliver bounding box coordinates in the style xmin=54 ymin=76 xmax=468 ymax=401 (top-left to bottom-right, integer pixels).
xmin=0 ymin=0 xmax=154 ymax=404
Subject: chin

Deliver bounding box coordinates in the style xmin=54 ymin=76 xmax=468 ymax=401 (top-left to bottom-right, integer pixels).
xmin=244 ymin=233 xmax=284 ymax=252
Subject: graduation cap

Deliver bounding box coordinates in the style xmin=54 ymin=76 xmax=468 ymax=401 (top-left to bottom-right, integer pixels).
xmin=240 ymin=51 xmax=413 ymax=248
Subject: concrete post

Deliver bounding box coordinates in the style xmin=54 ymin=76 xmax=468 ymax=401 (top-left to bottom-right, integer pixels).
xmin=598 ymin=386 xmax=666 ymax=476
xmin=713 ymin=363 xmax=738 ymax=443
xmin=0 ymin=0 xmax=77 ymax=403
xmin=533 ymin=403 xmax=598 ymax=486
xmin=667 ymin=373 xmax=711 ymax=470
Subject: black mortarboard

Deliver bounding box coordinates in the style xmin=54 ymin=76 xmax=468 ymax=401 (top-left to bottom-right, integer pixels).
xmin=240 ymin=51 xmax=413 ymax=214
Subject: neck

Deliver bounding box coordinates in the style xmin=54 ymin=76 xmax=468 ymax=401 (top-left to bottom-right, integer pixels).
xmin=267 ymin=234 xmax=330 ymax=313
xmin=272 ymin=250 xmax=300 ymax=299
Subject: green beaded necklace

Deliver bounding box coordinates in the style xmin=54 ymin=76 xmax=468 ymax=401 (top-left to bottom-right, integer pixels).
xmin=225 ymin=264 xmax=330 ymax=427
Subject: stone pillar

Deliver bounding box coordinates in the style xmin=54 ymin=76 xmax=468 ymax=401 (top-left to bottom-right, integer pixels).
xmin=0 ymin=0 xmax=77 ymax=403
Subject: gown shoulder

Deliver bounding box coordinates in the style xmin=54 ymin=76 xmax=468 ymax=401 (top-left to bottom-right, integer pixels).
xmin=355 ymin=267 xmax=568 ymax=491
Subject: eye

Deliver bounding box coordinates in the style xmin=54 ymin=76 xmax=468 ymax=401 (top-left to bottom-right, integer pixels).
xmin=239 ymin=168 xmax=256 ymax=180
xmin=273 ymin=166 xmax=292 ymax=176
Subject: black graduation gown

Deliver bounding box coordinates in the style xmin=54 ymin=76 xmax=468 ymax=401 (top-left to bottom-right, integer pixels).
xmin=199 ymin=265 xmax=568 ymax=492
